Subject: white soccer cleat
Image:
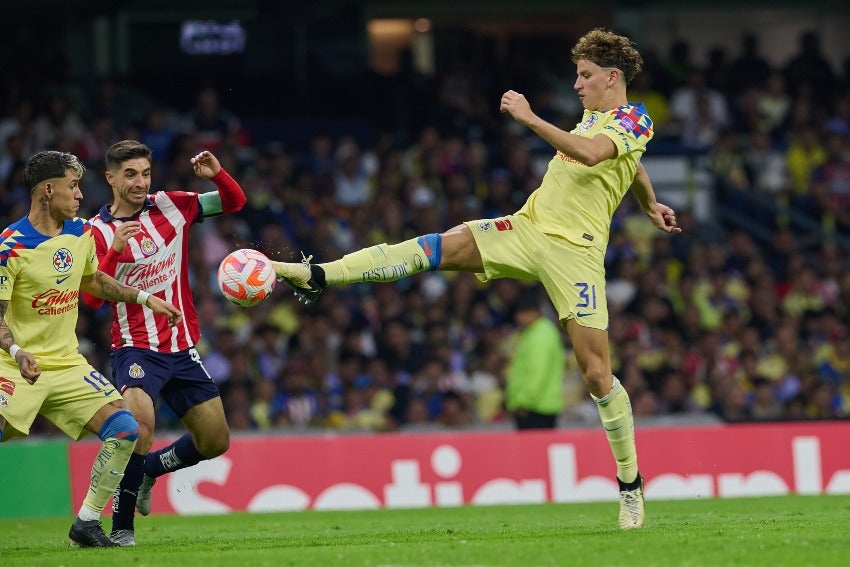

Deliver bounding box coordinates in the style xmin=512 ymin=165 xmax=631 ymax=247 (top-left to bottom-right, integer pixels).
xmin=136 ymin=474 xmax=156 ymax=516
xmin=618 ymin=474 xmax=645 ymax=530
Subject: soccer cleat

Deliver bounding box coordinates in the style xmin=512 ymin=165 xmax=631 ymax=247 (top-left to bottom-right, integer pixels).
xmin=272 ymin=253 xmax=325 ymax=304
xmin=136 ymin=474 xmax=155 ymax=516
xmin=109 ymin=529 xmax=136 ymax=547
xmin=68 ymin=518 xmax=117 ymax=548
xmin=618 ymin=473 xmax=645 ymax=530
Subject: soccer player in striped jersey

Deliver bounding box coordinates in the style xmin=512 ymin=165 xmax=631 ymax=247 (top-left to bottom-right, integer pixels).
xmin=0 ymin=150 xmax=182 ymax=547
xmin=82 ymin=140 xmax=246 ymax=545
xmin=274 ymin=28 xmax=682 ymax=529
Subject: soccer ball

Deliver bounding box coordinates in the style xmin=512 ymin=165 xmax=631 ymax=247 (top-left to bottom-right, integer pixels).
xmin=217 ymin=249 xmax=277 ymax=307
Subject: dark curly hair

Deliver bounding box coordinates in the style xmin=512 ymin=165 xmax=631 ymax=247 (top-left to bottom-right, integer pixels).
xmin=24 ymin=151 xmax=85 ymax=193
xmin=571 ymin=28 xmax=643 ymax=84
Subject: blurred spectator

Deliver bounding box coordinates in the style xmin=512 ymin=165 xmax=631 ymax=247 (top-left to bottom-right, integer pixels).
xmin=670 ymin=70 xmax=730 ymax=151
xmin=728 ymin=33 xmax=772 ymax=96
xmin=783 ymin=30 xmax=835 ymax=97
xmin=183 ymin=85 xmax=249 ymax=153
xmin=31 ymin=91 xmax=87 ymax=150
xmin=504 ymin=293 xmax=565 ymax=430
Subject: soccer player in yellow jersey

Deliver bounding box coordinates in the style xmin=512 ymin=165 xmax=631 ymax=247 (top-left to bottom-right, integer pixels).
xmin=273 ymin=28 xmax=681 ymax=529
xmin=0 ymin=150 xmax=182 ymax=547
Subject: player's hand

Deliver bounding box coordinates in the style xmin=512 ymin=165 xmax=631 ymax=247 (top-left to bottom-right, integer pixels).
xmin=14 ymin=349 xmax=40 ymax=384
xmin=146 ymin=296 xmax=183 ymax=327
xmin=191 ymin=151 xmax=222 ymax=179
xmin=112 ymin=221 xmax=142 ymax=253
xmin=500 ymin=90 xmax=535 ymax=126
xmin=647 ymin=202 xmax=682 ymax=234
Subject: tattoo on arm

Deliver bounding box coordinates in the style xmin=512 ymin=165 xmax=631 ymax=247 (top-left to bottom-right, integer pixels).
xmin=81 ymin=272 xmax=146 ymax=304
xmin=0 ymin=300 xmax=16 ymax=353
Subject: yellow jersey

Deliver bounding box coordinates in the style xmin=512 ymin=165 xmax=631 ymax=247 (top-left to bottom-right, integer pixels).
xmin=517 ymin=103 xmax=653 ymax=250
xmin=0 ymin=217 xmax=98 ymax=368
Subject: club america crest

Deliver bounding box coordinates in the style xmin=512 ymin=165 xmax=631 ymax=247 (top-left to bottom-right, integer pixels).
xmin=129 ymin=363 xmax=145 ymax=379
xmin=478 ymin=221 xmax=492 ymax=232
xmin=578 ymin=113 xmax=598 ymax=132
xmin=53 ymin=248 xmax=73 ymax=272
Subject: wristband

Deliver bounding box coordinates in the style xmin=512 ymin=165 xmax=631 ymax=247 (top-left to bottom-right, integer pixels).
xmin=9 ymin=344 xmax=21 ymax=359
xmin=136 ymin=290 xmax=151 ymax=305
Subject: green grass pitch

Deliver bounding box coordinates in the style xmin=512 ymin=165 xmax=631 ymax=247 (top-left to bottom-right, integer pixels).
xmin=2 ymin=495 xmax=848 ymax=566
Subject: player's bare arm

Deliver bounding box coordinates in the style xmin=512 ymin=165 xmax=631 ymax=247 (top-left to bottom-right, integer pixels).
xmin=191 ymin=151 xmax=221 ymax=179
xmin=500 ymin=90 xmax=617 ymax=166
xmin=0 ymin=300 xmax=41 ymax=383
xmin=80 ymin=271 xmax=183 ymax=327
xmin=630 ymin=163 xmax=682 ymax=234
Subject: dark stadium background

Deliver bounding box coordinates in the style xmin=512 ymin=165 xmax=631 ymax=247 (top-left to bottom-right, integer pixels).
xmin=2 ymin=0 xmax=850 ymax=435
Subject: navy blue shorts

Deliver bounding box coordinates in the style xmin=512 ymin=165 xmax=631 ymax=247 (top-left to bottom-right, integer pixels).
xmin=110 ymin=347 xmax=220 ymax=419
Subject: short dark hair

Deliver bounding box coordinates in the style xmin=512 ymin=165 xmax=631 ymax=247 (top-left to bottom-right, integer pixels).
xmin=105 ymin=140 xmax=152 ymax=171
xmin=23 ymin=151 xmax=85 ymax=193
xmin=571 ymin=28 xmax=644 ymax=84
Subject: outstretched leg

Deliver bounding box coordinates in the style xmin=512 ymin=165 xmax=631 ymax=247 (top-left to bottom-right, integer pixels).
xmin=273 ymin=224 xmax=484 ymax=302
xmin=566 ymin=320 xmax=644 ymax=530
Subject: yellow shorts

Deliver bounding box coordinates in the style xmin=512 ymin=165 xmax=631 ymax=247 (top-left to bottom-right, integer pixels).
xmin=0 ymin=359 xmax=123 ymax=441
xmin=465 ymin=214 xmax=609 ymax=329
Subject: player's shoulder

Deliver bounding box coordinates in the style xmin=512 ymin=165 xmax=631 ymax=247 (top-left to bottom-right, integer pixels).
xmin=0 ymin=219 xmax=32 ymax=266
xmin=64 ymin=217 xmax=92 ymax=237
xmin=609 ymin=103 xmax=653 ymax=129
xmin=605 ymin=103 xmax=654 ymax=143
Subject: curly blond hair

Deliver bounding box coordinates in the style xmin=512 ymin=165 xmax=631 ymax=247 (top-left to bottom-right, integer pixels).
xmin=571 ymin=28 xmax=643 ymax=84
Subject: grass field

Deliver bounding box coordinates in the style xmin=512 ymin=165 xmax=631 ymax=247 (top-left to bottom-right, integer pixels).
xmin=2 ymin=495 xmax=848 ymax=567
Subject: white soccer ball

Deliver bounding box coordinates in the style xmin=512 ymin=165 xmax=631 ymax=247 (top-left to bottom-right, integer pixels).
xmin=217 ymin=249 xmax=277 ymax=307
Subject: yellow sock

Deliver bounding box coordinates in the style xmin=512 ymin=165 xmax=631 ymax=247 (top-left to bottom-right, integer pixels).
xmin=320 ymin=238 xmax=433 ymax=285
xmin=81 ymin=436 xmax=136 ymax=515
xmin=592 ymin=376 xmax=638 ymax=483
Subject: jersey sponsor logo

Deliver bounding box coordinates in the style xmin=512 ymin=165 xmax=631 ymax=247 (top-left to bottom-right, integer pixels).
xmin=56 ymin=275 xmax=72 ymax=284
xmin=31 ymin=288 xmax=79 ymax=315
xmin=52 ymin=248 xmax=73 ymax=272
xmin=140 ymin=236 xmax=158 ymax=256
xmin=477 ymin=221 xmax=492 ymax=232
xmin=576 ymin=312 xmax=592 ymax=318
xmin=123 ymin=253 xmax=177 ymax=287
xmin=582 ymin=233 xmax=594 ymax=242
xmin=104 ymin=388 xmax=116 ymax=397
xmin=129 ymin=363 xmax=145 ymax=379
xmin=495 ymin=217 xmax=513 ymax=231
xmin=555 ymin=151 xmax=588 ymax=166
xmin=0 ymin=376 xmax=15 ymax=396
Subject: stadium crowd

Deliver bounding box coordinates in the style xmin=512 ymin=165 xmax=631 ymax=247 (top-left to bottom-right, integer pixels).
xmin=2 ymin=29 xmax=850 ymax=434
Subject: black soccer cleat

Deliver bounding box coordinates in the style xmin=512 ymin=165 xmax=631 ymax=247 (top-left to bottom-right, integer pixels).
xmin=272 ymin=254 xmax=326 ymax=304
xmin=69 ymin=518 xmax=118 ymax=548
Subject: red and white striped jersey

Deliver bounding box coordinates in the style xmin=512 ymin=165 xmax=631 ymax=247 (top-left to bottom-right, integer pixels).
xmin=88 ymin=191 xmax=202 ymax=352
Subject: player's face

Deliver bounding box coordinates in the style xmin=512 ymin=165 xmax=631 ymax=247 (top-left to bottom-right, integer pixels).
xmin=49 ymin=170 xmax=83 ymax=220
xmin=574 ymin=59 xmax=617 ymax=111
xmin=107 ymin=158 xmax=152 ymax=210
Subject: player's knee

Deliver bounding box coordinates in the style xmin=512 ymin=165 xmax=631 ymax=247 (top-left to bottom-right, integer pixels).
xmin=581 ymin=364 xmax=611 ymax=394
xmin=98 ymin=409 xmax=140 ymax=443
xmin=196 ymin=429 xmax=230 ymax=458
